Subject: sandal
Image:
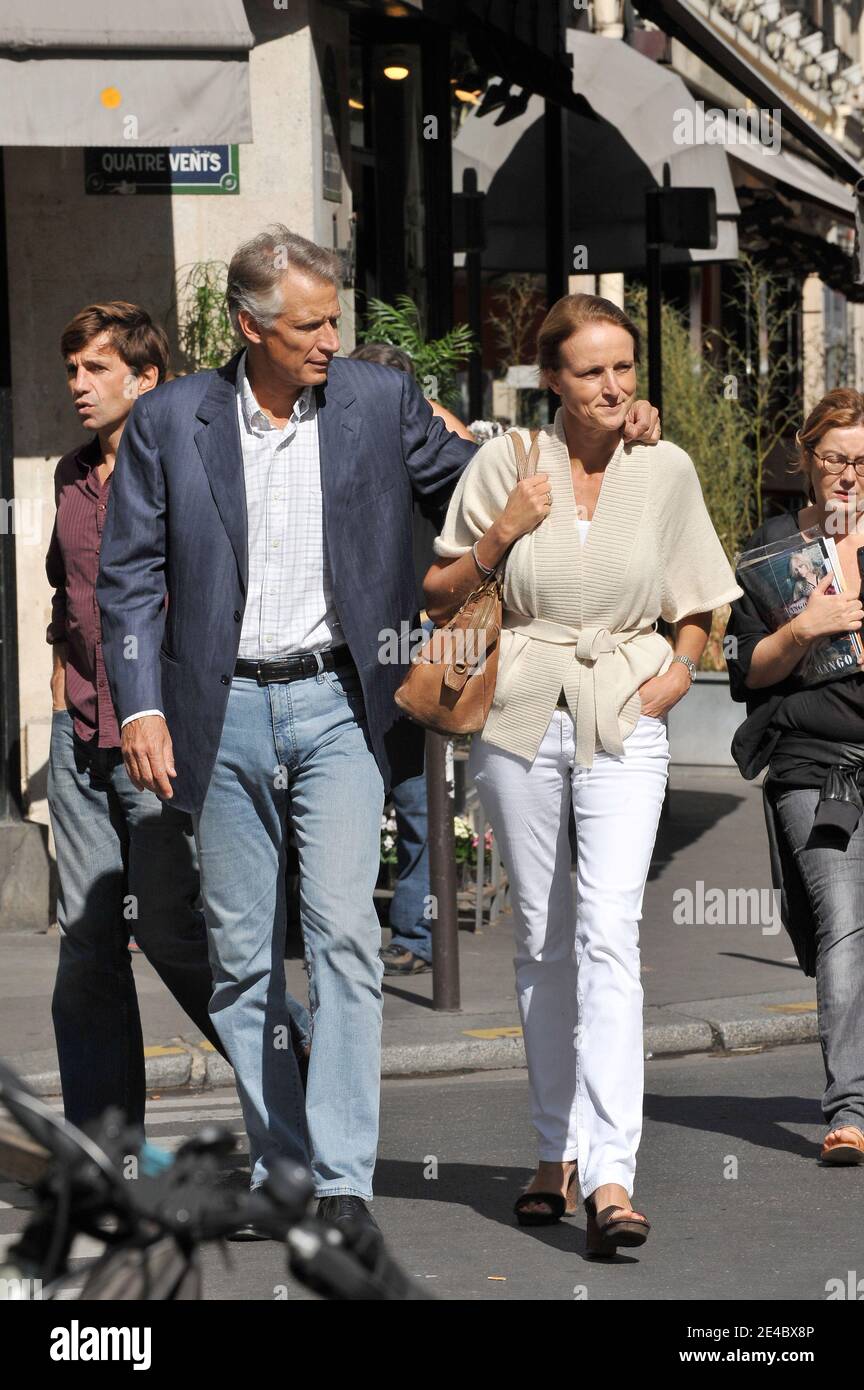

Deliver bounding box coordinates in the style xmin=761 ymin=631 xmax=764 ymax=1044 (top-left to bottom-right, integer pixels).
xmin=514 ymin=1163 xmax=578 ymax=1227
xmin=584 ymin=1194 xmax=651 ymax=1257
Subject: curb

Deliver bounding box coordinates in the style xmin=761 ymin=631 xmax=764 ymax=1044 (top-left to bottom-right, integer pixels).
xmin=8 ymin=998 xmax=819 ymax=1098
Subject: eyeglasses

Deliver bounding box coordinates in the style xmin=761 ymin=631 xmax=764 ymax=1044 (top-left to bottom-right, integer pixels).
xmin=809 ymin=449 xmax=864 ymax=477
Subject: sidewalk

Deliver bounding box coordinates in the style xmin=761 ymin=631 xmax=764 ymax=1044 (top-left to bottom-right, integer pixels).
xmin=0 ymin=768 xmax=819 ymax=1097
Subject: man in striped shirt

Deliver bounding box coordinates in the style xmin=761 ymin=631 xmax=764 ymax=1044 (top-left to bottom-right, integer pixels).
xmin=46 ymin=303 xmax=225 ymax=1129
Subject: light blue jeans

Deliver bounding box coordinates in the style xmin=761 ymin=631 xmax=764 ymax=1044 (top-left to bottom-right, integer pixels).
xmin=191 ymin=668 xmax=385 ymax=1196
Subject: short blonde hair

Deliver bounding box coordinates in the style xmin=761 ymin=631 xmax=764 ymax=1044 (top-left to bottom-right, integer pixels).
xmin=795 ymin=387 xmax=864 ymax=477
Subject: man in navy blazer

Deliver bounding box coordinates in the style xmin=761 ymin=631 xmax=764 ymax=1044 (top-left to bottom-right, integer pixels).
xmin=96 ymin=227 xmax=478 ymax=1235
xmin=98 ymin=226 xmax=660 ymax=1234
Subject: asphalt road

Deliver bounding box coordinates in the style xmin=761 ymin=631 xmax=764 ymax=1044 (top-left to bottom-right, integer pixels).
xmin=2 ymin=1042 xmax=862 ymax=1304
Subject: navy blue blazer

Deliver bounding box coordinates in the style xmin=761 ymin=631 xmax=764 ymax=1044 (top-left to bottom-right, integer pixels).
xmin=96 ymin=352 xmax=477 ymax=813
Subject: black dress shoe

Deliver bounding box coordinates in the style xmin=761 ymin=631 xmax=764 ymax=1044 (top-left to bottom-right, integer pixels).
xmin=225 ymin=1222 xmax=273 ymax=1242
xmin=316 ymin=1195 xmax=380 ymax=1233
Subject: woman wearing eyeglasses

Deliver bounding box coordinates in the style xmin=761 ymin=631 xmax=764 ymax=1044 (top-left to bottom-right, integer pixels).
xmin=726 ymin=388 xmax=864 ymax=1166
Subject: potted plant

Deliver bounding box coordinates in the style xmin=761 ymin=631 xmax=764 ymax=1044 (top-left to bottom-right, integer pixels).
xmin=357 ymin=294 xmax=475 ymax=410
xmin=169 ymin=260 xmax=237 ymax=373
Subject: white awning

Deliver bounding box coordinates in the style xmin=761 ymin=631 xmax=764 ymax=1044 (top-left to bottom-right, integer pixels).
xmin=727 ymin=141 xmax=856 ymax=220
xmin=0 ymin=0 xmax=254 ymax=146
xmin=634 ymin=0 xmax=862 ymax=187
xmin=453 ymin=29 xmax=740 ymax=273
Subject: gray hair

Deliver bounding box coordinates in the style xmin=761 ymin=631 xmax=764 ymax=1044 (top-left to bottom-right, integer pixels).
xmin=226 ymin=225 xmax=342 ymax=338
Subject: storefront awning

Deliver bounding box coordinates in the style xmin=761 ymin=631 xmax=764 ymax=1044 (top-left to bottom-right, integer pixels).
xmin=453 ymin=29 xmax=739 ymax=274
xmin=728 ymin=141 xmax=856 ymax=221
xmin=634 ymin=0 xmax=863 ymax=187
xmin=0 ymin=0 xmax=254 ymax=145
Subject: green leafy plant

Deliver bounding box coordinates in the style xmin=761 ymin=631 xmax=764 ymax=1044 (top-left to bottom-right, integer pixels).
xmin=626 ymin=284 xmax=758 ymax=671
xmin=357 ymin=294 xmax=475 ymax=409
xmin=172 ymin=260 xmax=237 ymax=373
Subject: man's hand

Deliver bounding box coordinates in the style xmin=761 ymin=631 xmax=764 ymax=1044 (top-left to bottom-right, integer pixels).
xmin=623 ymin=399 xmax=661 ymax=445
xmin=50 ymin=670 xmax=67 ymax=713
xmin=121 ymin=714 xmax=176 ymax=799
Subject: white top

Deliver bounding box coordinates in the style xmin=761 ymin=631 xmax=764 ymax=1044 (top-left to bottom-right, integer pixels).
xmin=235 ymin=352 xmax=343 ymax=659
xmin=434 ymin=414 xmax=741 ymax=767
xmin=576 ymin=518 xmax=591 ymax=545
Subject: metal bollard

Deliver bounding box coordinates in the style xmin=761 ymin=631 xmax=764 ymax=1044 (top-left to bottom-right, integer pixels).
xmin=425 ymin=730 xmax=460 ymax=1012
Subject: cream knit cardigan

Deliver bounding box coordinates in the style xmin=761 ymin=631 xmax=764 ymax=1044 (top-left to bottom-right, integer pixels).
xmin=433 ymin=410 xmax=742 ymax=767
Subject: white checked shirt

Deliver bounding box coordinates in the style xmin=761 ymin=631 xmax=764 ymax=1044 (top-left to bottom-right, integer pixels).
xmin=235 ymin=352 xmax=343 ymax=659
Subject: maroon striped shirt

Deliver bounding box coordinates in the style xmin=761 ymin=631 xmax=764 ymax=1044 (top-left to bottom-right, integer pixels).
xmin=46 ymin=438 xmax=121 ymax=748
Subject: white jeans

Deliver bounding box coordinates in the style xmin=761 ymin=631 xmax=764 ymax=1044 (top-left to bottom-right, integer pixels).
xmin=469 ymin=711 xmax=669 ymax=1199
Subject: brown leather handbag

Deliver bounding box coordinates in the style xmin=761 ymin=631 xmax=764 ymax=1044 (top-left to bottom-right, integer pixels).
xmin=394 ymin=428 xmax=541 ymax=735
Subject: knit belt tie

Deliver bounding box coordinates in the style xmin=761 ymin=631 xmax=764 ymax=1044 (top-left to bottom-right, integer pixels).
xmin=502 ymin=612 xmax=657 ymax=764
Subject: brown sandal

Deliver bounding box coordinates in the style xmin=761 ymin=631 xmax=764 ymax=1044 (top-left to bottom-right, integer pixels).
xmin=584 ymin=1194 xmax=651 ymax=1256
xmin=514 ymin=1164 xmax=578 ymax=1227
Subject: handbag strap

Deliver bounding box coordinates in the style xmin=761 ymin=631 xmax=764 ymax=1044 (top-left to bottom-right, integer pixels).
xmin=507 ymin=427 xmax=541 ymax=481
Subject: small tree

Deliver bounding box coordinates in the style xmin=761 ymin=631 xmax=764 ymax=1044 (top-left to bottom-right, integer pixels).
xmin=357 ymin=294 xmax=475 ymax=409
xmin=715 ymin=254 xmax=800 ymax=527
xmin=487 ymin=272 xmax=546 ymax=369
xmin=627 ymin=284 xmax=758 ymax=670
xmin=627 ymin=284 xmax=758 ymax=562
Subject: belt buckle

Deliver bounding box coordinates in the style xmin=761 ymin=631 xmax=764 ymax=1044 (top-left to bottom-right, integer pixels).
xmin=312 ymin=650 xmax=324 ymax=676
xmin=255 ymin=662 xmax=267 ymax=687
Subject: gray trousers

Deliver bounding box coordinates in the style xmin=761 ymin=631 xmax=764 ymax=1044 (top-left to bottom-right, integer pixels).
xmin=773 ymin=786 xmax=864 ymax=1132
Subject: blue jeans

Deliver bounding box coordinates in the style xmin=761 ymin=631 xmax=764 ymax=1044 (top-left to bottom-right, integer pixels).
xmin=192 ymin=668 xmax=385 ymax=1196
xmin=387 ymin=770 xmax=432 ymax=963
xmin=48 ymin=709 xmax=222 ymax=1128
xmin=773 ymin=787 xmax=864 ymax=1132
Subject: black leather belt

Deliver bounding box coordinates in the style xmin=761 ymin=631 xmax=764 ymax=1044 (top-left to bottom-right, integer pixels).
xmin=235 ymin=646 xmax=354 ymax=685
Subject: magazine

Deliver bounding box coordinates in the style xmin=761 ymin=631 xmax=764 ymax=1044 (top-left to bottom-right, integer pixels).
xmin=735 ymin=526 xmax=863 ymax=687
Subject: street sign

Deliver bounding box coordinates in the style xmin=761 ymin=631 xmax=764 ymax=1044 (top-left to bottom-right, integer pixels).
xmin=646 ymin=186 xmax=717 ymax=250
xmin=84 ymin=146 xmax=240 ymax=196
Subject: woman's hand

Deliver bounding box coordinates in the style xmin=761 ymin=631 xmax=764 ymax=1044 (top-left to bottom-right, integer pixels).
xmin=638 ymin=662 xmax=691 ymax=718
xmin=793 ymin=573 xmax=864 ymax=642
xmin=498 ymin=473 xmax=552 ymax=544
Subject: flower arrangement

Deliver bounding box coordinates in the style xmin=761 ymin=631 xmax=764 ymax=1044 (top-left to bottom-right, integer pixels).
xmin=453 ymin=816 xmax=474 ymax=864
xmin=380 ymin=812 xmax=398 ymax=865
xmin=381 ymin=813 xmax=494 ymax=872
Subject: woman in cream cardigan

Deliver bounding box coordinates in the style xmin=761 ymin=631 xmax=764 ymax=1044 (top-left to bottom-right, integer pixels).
xmin=424 ymin=294 xmax=740 ymax=1257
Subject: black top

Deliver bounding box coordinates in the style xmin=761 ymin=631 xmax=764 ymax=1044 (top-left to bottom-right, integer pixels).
xmin=726 ymin=510 xmax=864 ymax=787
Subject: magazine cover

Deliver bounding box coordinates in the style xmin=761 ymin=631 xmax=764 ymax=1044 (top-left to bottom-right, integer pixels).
xmin=735 ymin=526 xmax=863 ymax=686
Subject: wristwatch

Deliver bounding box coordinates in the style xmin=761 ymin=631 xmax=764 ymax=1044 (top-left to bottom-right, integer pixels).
xmin=671 ymin=654 xmax=696 ymax=684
